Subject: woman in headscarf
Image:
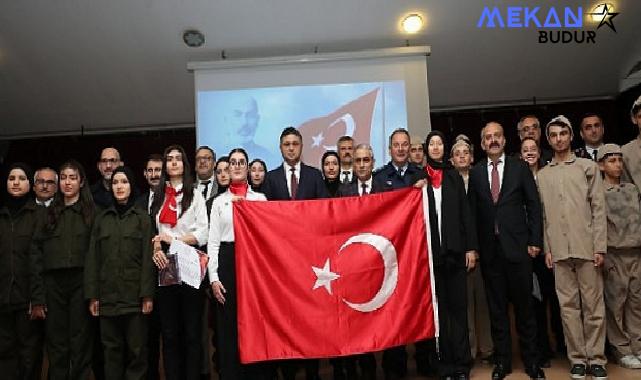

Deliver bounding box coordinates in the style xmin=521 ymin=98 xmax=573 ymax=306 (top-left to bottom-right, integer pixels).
xmin=84 ymin=166 xmax=155 ymax=380
xmin=0 ymin=163 xmax=44 ymax=379
xmin=248 ymin=159 xmax=267 ymax=192
xmin=150 ymin=145 xmax=208 ymax=380
xmin=209 ymin=148 xmax=267 ymax=379
xmin=413 ymin=130 xmax=478 ymax=380
xmin=31 ymin=160 xmax=96 ymax=379
xmin=321 ymin=150 xmax=341 ymax=197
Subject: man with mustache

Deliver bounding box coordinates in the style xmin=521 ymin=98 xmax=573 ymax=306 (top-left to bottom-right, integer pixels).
xmin=91 ymin=147 xmax=123 ymax=210
xmin=195 ymin=146 xmax=218 ymax=201
xmin=33 ymin=167 xmax=58 ymax=207
xmin=337 ymin=135 xmax=354 ymax=184
xmin=468 ymin=122 xmax=545 ymax=380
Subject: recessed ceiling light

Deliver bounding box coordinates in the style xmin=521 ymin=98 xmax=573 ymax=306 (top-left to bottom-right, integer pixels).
xmin=402 ymin=13 xmax=424 ymax=34
xmin=182 ymin=29 xmax=205 ymax=48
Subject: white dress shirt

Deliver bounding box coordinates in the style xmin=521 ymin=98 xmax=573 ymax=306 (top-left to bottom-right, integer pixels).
xmin=284 ymin=161 xmax=301 ymax=198
xmin=357 ymin=177 xmax=373 ymax=196
xmin=486 ymin=153 xmax=506 ymax=189
xmin=586 ymin=144 xmax=603 ymax=161
xmin=155 ymin=184 xmax=209 ymax=246
xmin=35 ymin=198 xmax=53 ymax=207
xmin=433 ymin=186 xmax=443 ymax=241
xmin=207 ymin=188 xmax=267 ymax=282
xmin=196 ymin=175 xmax=217 ymax=200
xmin=393 ymin=163 xmax=409 ymax=176
xmin=146 ymin=190 xmax=154 ymax=213
xmin=341 ymin=168 xmax=353 ymax=183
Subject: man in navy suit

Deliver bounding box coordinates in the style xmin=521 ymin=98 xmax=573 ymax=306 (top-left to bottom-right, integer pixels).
xmin=262 ymin=126 xmax=328 ymax=201
xmin=261 ymin=126 xmax=326 ymax=380
xmin=468 ymin=122 xmax=545 ymax=380
xmin=337 ymin=143 xmax=385 ymax=197
xmin=374 ymin=128 xmax=421 ymax=191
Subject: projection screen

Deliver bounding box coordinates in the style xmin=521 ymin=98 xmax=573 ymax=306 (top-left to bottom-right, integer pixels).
xmin=189 ymin=46 xmax=430 ymax=170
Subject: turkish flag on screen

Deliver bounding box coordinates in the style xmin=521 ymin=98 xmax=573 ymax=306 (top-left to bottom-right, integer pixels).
xmin=233 ymin=188 xmax=435 ymax=363
xmin=298 ymin=88 xmax=379 ymax=166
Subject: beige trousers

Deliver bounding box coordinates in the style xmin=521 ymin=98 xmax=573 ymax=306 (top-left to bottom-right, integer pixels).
xmin=604 ymin=248 xmax=641 ymax=357
xmin=554 ymin=258 xmax=606 ymax=366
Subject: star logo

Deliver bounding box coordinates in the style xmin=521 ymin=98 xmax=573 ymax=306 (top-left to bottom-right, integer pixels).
xmin=312 ymin=258 xmax=340 ymax=295
xmin=589 ymin=4 xmax=619 ymax=33
xmin=311 ymin=132 xmax=324 ymax=147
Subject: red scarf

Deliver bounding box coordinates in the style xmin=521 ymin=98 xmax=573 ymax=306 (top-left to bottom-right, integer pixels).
xmin=158 ymin=185 xmax=182 ymax=227
xmin=425 ymin=164 xmax=443 ymax=189
xmin=229 ymin=182 xmax=249 ymax=197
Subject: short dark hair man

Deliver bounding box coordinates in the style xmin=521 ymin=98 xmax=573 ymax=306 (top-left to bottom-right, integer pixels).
xmin=91 ymin=147 xmax=123 ymax=209
xmin=374 ymin=128 xmax=420 ymax=190
xmin=468 ymin=121 xmax=545 ymax=380
xmin=337 ymin=135 xmax=354 ymax=184
xmin=33 ymin=167 xmax=58 ymax=207
xmin=136 ymin=154 xmax=163 ymax=213
xmin=574 ymin=113 xmax=605 ymax=161
xmin=195 ymin=146 xmax=217 ymax=200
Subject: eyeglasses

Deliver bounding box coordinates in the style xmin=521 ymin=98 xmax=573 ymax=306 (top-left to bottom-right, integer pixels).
xmin=229 ymin=159 xmax=247 ymax=167
xmin=99 ymin=158 xmax=119 ymax=164
xmin=35 ymin=179 xmax=56 ymax=186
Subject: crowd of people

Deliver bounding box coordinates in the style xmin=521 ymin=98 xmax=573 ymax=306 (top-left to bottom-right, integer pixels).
xmin=1 ymin=95 xmax=641 ymax=380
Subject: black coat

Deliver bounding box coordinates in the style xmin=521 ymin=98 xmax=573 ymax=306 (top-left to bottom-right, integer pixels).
xmin=413 ymin=169 xmax=478 ymax=267
xmin=468 ymin=155 xmax=542 ymax=263
xmin=262 ymin=163 xmax=328 ymax=200
xmin=335 ymin=178 xmax=386 ymax=197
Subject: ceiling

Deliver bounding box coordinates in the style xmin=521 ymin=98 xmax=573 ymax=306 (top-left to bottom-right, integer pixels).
xmin=1 ymin=0 xmax=639 ymax=139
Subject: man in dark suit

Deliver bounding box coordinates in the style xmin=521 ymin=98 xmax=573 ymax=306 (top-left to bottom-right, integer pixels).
xmin=374 ymin=128 xmax=420 ymax=191
xmin=262 ymin=126 xmax=328 ymax=201
xmin=136 ymin=154 xmax=162 ymax=213
xmin=337 ymin=143 xmax=385 ymax=197
xmin=574 ymin=113 xmax=605 ymax=161
xmin=468 ymin=122 xmax=545 ymax=380
xmin=262 ymin=126 xmax=326 ymax=380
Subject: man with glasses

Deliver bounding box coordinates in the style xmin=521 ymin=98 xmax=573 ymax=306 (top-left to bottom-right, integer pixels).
xmin=195 ymin=146 xmax=217 ymax=201
xmin=33 ymin=167 xmax=58 ymax=207
xmin=517 ymin=115 xmax=553 ymax=166
xmin=91 ymin=147 xmax=123 ymax=209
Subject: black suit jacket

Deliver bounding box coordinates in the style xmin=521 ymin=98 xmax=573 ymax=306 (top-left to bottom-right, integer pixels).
xmin=336 ymin=178 xmax=386 ymax=197
xmin=413 ymin=169 xmax=478 ymax=266
xmin=468 ymin=155 xmax=542 ymax=263
xmin=135 ymin=190 xmax=152 ymax=213
xmin=262 ymin=163 xmax=328 ymax=200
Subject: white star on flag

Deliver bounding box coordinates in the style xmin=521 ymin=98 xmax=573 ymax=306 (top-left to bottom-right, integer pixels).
xmin=312 ymin=258 xmax=340 ymax=295
xmin=311 ymin=132 xmax=324 ymax=147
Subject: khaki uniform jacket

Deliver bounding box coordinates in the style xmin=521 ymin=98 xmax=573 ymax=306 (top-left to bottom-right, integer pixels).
xmin=622 ymin=136 xmax=641 ymax=191
xmin=603 ymin=182 xmax=641 ymax=249
xmin=30 ymin=202 xmax=93 ymax=305
xmin=538 ymin=153 xmax=607 ymax=262
xmin=84 ymin=206 xmax=155 ymax=316
xmin=0 ymin=200 xmax=39 ymax=311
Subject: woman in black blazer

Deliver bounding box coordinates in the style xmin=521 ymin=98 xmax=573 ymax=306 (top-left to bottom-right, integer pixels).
xmin=413 ymin=130 xmax=478 ymax=380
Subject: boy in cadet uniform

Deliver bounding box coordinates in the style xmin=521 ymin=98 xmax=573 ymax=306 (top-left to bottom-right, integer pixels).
xmin=538 ymin=115 xmax=608 ymax=380
xmin=623 ymin=95 xmax=641 ymax=191
xmin=597 ymin=144 xmax=641 ymax=370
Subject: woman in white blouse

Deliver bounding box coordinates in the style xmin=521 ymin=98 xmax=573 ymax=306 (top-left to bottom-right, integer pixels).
xmin=151 ymin=145 xmax=208 ymax=380
xmin=208 ymin=148 xmax=266 ymax=379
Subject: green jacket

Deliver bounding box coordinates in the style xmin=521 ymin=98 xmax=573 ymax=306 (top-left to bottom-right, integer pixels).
xmin=30 ymin=202 xmax=93 ymax=305
xmin=84 ymin=205 xmax=155 ymax=316
xmin=0 ymin=200 xmax=39 ymax=311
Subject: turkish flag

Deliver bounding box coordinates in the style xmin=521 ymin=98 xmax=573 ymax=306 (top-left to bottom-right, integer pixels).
xmin=297 ymin=88 xmax=379 ymax=166
xmin=233 ymin=188 xmax=435 ymax=363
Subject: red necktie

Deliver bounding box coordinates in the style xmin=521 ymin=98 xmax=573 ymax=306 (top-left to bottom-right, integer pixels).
xmin=290 ymin=166 xmax=298 ymax=199
xmin=491 ymin=161 xmax=500 ymax=204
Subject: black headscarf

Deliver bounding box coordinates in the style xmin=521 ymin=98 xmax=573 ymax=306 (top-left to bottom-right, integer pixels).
xmin=425 ymin=130 xmax=452 ymax=170
xmin=321 ymin=151 xmax=341 ymax=197
xmin=4 ymin=162 xmax=33 ymax=216
xmin=214 ymin=156 xmax=230 ymax=197
xmin=110 ymin=166 xmax=137 ymax=215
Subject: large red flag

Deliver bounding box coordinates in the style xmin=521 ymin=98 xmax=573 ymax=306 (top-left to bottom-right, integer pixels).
xmin=233 ymin=188 xmax=435 ymax=363
xmin=297 ymin=88 xmax=379 ymax=167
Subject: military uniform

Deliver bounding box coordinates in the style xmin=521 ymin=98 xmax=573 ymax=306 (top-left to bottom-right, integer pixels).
xmin=622 ymin=136 xmax=641 ymax=192
xmin=85 ymin=206 xmax=155 ymax=380
xmin=602 ymin=180 xmax=641 ymax=359
xmin=31 ymin=202 xmax=94 ymax=379
xmin=373 ymin=161 xmax=421 ymax=191
xmin=0 ymin=200 xmax=44 ymax=379
xmin=538 ymin=153 xmax=607 ymax=367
